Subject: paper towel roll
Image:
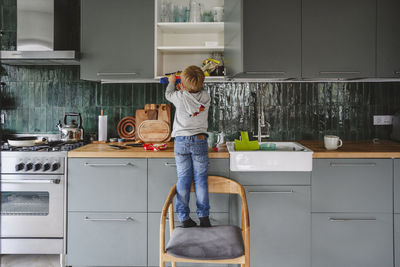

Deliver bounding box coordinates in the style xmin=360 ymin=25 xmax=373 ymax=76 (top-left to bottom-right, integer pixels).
xmin=98 ymin=115 xmax=107 ymax=141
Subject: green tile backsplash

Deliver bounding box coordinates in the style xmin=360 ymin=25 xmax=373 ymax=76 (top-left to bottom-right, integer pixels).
xmin=1 ymin=0 xmax=399 ymax=141
xmin=0 ymin=65 xmax=399 ymax=141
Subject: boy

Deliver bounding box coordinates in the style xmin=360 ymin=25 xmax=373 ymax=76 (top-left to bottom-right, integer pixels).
xmin=165 ymin=65 xmax=211 ymax=228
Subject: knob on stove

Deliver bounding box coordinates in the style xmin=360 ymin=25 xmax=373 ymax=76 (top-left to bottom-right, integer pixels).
xmin=42 ymin=163 xmax=51 ymax=171
xmin=15 ymin=163 xmax=25 ymax=171
xmin=51 ymin=162 xmax=60 ymax=171
xmin=24 ymin=163 xmax=33 ymax=171
xmin=34 ymin=163 xmax=42 ymax=171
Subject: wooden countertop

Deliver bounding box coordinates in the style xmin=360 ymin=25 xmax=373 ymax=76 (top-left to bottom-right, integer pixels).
xmin=67 ymin=142 xmax=230 ymax=158
xmin=68 ymin=140 xmax=400 ymax=159
xmin=299 ymin=140 xmax=400 ymax=158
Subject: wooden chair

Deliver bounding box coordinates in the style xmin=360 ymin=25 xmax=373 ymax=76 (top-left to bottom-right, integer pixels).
xmin=160 ymin=175 xmax=250 ymax=267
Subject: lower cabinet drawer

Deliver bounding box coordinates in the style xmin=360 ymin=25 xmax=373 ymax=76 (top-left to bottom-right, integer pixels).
xmin=148 ymin=212 xmax=229 ymax=267
xmin=312 ymin=213 xmax=393 ymax=267
xmin=148 ymin=159 xmax=230 ymax=212
xmin=67 ymin=212 xmax=147 ymax=266
xmin=230 ymin=171 xmax=311 ymax=186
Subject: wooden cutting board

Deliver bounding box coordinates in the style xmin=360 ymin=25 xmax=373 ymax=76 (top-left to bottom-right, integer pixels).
xmin=157 ymin=104 xmax=171 ymax=124
xmin=137 ymin=120 xmax=171 ymax=142
xmin=135 ymin=109 xmax=158 ymax=139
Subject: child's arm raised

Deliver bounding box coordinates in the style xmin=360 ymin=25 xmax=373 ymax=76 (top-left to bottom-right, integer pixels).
xmin=165 ymin=74 xmax=179 ymax=104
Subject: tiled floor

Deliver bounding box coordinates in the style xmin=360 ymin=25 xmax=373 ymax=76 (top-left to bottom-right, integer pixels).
xmin=0 ymin=255 xmax=60 ymax=267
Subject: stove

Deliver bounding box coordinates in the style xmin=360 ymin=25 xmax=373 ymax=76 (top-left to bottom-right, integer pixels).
xmin=0 ymin=135 xmax=86 ymax=256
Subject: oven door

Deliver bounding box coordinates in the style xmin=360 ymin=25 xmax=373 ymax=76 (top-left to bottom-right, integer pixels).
xmin=0 ymin=175 xmax=64 ymax=238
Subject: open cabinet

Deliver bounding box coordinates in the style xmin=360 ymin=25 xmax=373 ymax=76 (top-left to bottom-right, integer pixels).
xmin=154 ymin=0 xmax=225 ymax=81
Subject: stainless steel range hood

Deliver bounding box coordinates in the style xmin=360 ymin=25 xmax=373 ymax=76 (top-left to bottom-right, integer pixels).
xmin=0 ymin=0 xmax=80 ymax=65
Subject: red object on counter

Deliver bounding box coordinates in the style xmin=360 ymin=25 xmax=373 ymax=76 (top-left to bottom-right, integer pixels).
xmin=143 ymin=143 xmax=168 ymax=151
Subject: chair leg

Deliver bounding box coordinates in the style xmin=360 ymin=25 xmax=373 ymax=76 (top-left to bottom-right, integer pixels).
xmin=160 ymin=259 xmax=165 ymax=267
xmin=172 ymin=262 xmax=176 ymax=267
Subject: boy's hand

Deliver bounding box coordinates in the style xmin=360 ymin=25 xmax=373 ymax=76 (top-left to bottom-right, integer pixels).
xmin=168 ymin=74 xmax=176 ymax=85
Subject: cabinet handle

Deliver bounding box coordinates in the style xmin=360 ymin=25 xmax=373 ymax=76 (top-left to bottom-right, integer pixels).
xmin=330 ymin=163 xmax=376 ymax=167
xmin=164 ymin=162 xmax=210 ymax=167
xmin=329 ymin=217 xmax=376 ymax=222
xmin=84 ymin=216 xmax=134 ymax=222
xmin=248 ymin=190 xmax=294 ymax=194
xmin=97 ymin=72 xmax=138 ymax=76
xmin=164 ymin=162 xmax=177 ymax=167
xmin=319 ymin=71 xmax=360 ymax=74
xmin=231 ymin=71 xmax=285 ymax=77
xmin=1 ymin=179 xmax=60 ymax=184
xmin=84 ymin=163 xmax=133 ymax=167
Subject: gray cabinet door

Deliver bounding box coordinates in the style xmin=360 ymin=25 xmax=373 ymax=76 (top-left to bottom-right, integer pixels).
xmin=242 ymin=0 xmax=301 ymax=78
xmin=246 ymin=186 xmax=311 ymax=267
xmin=312 ymin=159 xmax=393 ymax=213
xmin=312 ymin=213 xmax=393 ymax=267
xmin=67 ymin=212 xmax=147 ymax=266
xmin=302 ymin=0 xmax=376 ymax=78
xmin=81 ymin=0 xmax=154 ymax=81
xmin=395 ymin=214 xmax=400 ymax=267
xmin=148 ymin=159 xmax=230 ymax=212
xmin=396 ymin=159 xmax=400 ymax=213
xmin=230 ymin=171 xmax=311 ymax=186
xmin=68 ymin=158 xmax=147 ymax=212
xmin=225 ymin=0 xmax=301 ymax=78
xmin=148 ymin=212 xmax=229 ymax=267
xmin=377 ymin=0 xmax=400 ymax=77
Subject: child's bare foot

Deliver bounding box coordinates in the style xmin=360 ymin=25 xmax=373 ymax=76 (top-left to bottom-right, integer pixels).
xmin=199 ymin=216 xmax=211 ymax=227
xmin=182 ymin=218 xmax=197 ymax=228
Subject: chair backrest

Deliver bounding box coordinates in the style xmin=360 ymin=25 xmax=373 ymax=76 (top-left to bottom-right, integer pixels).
xmin=189 ymin=175 xmax=244 ymax=195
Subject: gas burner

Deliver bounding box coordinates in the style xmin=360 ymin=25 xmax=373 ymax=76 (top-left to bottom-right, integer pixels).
xmin=1 ymin=140 xmax=86 ymax=152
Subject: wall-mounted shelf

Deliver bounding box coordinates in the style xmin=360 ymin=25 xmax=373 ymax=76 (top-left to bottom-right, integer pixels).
xmin=154 ymin=0 xmax=225 ymax=78
xmin=157 ymin=22 xmax=224 ymax=33
xmin=157 ymin=46 xmax=224 ymax=52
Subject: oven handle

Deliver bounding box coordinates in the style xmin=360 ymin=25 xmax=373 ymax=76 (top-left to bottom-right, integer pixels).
xmin=1 ymin=179 xmax=61 ymax=184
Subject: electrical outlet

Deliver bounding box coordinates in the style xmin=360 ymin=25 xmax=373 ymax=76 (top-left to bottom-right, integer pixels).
xmin=373 ymin=115 xmax=393 ymax=125
xmin=0 ymin=113 xmax=4 ymax=125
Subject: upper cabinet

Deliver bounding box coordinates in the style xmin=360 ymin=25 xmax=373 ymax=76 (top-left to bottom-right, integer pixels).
xmin=302 ymin=0 xmax=376 ymax=79
xmin=154 ymin=0 xmax=225 ymax=81
xmin=80 ymin=0 xmax=154 ymax=82
xmin=377 ymin=0 xmax=400 ymax=78
xmin=225 ymin=0 xmax=301 ymax=78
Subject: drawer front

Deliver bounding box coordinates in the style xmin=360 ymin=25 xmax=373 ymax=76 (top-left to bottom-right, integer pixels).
xmin=246 ymin=186 xmax=311 ymax=267
xmin=67 ymin=212 xmax=147 ymax=266
xmin=230 ymin=171 xmax=311 ymax=185
xmin=395 ymin=214 xmax=400 ymax=267
xmin=395 ymin=159 xmax=400 ymax=213
xmin=148 ymin=212 xmax=229 ymax=267
xmin=68 ymin=158 xmax=147 ymax=212
xmin=148 ymin=159 xmax=230 ymax=212
xmin=312 ymin=159 xmax=392 ymax=212
xmin=312 ymin=213 xmax=393 ymax=267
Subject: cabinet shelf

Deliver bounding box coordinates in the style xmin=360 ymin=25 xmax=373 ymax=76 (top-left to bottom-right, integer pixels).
xmin=157 ymin=22 xmax=224 ymax=33
xmin=157 ymin=46 xmax=224 ymax=52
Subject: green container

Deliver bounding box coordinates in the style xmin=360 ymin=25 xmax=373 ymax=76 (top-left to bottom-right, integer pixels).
xmin=234 ymin=132 xmax=260 ymax=151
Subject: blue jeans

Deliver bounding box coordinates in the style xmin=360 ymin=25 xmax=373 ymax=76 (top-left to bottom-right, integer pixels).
xmin=174 ymin=135 xmax=210 ymax=222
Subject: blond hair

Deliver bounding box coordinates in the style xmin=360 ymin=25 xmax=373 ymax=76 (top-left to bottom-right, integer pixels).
xmin=181 ymin=65 xmax=205 ymax=93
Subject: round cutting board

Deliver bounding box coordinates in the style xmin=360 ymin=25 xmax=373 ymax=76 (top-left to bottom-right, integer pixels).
xmin=137 ymin=120 xmax=170 ymax=142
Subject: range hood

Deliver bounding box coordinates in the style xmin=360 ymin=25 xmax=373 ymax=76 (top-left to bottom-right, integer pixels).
xmin=0 ymin=0 xmax=80 ymax=65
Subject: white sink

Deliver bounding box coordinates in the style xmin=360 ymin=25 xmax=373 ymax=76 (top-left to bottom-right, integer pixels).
xmin=227 ymin=142 xmax=313 ymax=172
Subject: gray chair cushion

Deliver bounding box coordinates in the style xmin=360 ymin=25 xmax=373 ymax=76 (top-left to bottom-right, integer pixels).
xmin=165 ymin=225 xmax=244 ymax=260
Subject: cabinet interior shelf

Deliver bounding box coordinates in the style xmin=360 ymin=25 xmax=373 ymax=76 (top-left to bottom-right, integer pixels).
xmin=157 ymin=22 xmax=224 ymax=33
xmin=157 ymin=46 xmax=224 ymax=52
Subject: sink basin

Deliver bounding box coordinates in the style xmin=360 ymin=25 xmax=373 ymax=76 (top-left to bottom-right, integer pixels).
xmin=227 ymin=141 xmax=313 ymax=172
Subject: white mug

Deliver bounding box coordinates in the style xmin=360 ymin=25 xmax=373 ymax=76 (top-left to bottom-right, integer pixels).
xmin=324 ymin=135 xmax=343 ymax=150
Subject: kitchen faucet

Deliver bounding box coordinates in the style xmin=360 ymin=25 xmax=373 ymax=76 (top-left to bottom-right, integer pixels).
xmin=253 ymin=88 xmax=271 ymax=142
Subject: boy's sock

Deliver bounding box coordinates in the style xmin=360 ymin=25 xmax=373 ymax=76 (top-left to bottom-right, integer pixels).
xmin=199 ymin=216 xmax=211 ymax=227
xmin=182 ymin=218 xmax=197 ymax=228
